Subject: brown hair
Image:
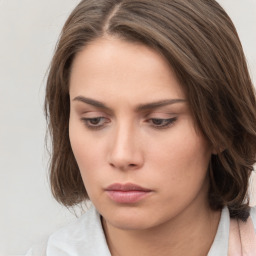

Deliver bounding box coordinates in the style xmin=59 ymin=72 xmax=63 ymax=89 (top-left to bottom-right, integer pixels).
xmin=45 ymin=0 xmax=256 ymax=220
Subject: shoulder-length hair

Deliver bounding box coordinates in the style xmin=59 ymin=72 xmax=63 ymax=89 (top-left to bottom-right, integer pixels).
xmin=45 ymin=0 xmax=256 ymax=221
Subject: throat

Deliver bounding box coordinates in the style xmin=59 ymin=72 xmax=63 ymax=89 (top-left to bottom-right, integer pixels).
xmin=101 ymin=209 xmax=221 ymax=256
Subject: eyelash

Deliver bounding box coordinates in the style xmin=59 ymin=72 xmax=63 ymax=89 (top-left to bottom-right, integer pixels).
xmin=147 ymin=117 xmax=177 ymax=129
xmin=81 ymin=117 xmax=108 ymax=130
xmin=81 ymin=117 xmax=177 ymax=130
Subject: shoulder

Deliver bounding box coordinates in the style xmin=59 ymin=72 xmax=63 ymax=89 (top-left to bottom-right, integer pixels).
xmin=24 ymin=240 xmax=48 ymax=256
xmin=47 ymin=205 xmax=100 ymax=245
xmin=250 ymin=205 xmax=256 ymax=231
xmin=25 ymin=205 xmax=104 ymax=256
xmin=46 ymin=205 xmax=110 ymax=255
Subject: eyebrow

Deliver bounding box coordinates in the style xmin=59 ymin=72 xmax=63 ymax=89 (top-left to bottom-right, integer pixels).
xmin=72 ymin=96 xmax=186 ymax=112
xmin=73 ymin=96 xmax=111 ymax=110
xmin=136 ymin=98 xmax=186 ymax=111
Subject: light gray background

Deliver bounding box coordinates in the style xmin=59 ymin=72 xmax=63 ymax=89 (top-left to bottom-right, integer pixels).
xmin=0 ymin=0 xmax=255 ymax=255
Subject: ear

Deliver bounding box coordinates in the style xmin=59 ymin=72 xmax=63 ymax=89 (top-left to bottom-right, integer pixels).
xmin=211 ymin=148 xmax=218 ymax=155
xmin=211 ymin=146 xmax=225 ymax=155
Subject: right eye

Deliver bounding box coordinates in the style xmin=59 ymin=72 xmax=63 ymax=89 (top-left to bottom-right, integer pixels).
xmin=81 ymin=117 xmax=109 ymax=130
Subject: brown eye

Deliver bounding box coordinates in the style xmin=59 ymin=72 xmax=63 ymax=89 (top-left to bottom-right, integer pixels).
xmin=81 ymin=117 xmax=109 ymax=130
xmin=151 ymin=119 xmax=165 ymax=125
xmin=149 ymin=117 xmax=177 ymax=129
xmin=88 ymin=118 xmax=103 ymax=125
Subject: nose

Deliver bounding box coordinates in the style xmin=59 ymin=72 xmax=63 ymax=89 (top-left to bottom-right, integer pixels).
xmin=107 ymin=123 xmax=144 ymax=171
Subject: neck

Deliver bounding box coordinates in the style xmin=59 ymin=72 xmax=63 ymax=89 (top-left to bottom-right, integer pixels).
xmin=102 ymin=202 xmax=221 ymax=256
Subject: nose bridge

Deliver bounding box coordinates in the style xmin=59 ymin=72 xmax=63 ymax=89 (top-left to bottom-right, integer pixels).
xmin=108 ymin=120 xmax=143 ymax=170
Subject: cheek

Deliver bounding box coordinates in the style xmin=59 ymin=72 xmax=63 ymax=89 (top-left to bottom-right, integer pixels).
xmin=145 ymin=123 xmax=211 ymax=190
xmin=69 ymin=132 xmax=105 ymax=202
xmin=69 ymin=117 xmax=102 ymax=184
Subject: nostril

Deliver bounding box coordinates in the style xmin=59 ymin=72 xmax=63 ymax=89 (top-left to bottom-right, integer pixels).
xmin=109 ymin=161 xmax=139 ymax=170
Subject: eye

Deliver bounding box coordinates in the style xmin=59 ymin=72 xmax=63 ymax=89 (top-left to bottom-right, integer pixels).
xmin=81 ymin=117 xmax=109 ymax=130
xmin=148 ymin=117 xmax=177 ymax=129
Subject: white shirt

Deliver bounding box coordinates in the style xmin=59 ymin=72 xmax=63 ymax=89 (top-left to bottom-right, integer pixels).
xmin=26 ymin=205 xmax=256 ymax=256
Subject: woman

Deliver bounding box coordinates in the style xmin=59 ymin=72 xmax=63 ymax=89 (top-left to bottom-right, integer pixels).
xmin=27 ymin=0 xmax=256 ymax=255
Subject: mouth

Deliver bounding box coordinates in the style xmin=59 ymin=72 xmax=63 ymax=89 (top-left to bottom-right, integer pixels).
xmin=105 ymin=183 xmax=152 ymax=203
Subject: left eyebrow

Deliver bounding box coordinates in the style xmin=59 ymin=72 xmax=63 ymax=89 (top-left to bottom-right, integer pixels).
xmin=135 ymin=99 xmax=186 ymax=112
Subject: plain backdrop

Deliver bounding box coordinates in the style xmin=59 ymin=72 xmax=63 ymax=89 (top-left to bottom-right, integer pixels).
xmin=0 ymin=0 xmax=255 ymax=255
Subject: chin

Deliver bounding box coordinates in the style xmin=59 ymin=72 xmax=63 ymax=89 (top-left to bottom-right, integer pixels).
xmin=101 ymin=207 xmax=163 ymax=231
xmin=106 ymin=216 xmax=154 ymax=231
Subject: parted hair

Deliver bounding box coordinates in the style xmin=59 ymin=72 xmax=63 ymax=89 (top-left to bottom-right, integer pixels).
xmin=45 ymin=0 xmax=256 ymax=220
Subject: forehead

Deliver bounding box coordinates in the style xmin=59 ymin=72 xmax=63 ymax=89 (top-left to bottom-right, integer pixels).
xmin=70 ymin=36 xmax=185 ymax=103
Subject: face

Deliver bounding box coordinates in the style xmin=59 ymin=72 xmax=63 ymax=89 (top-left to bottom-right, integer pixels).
xmin=69 ymin=37 xmax=213 ymax=230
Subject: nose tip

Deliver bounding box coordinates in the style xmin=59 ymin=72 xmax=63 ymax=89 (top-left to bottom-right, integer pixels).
xmin=108 ymin=145 xmax=143 ymax=171
xmin=107 ymin=128 xmax=144 ymax=171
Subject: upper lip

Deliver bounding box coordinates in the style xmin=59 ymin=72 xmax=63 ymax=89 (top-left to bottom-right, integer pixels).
xmin=105 ymin=183 xmax=152 ymax=192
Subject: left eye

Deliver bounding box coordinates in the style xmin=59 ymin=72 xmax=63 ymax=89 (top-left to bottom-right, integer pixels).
xmin=149 ymin=117 xmax=177 ymax=128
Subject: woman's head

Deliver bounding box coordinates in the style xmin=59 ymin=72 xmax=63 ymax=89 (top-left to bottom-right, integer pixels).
xmin=68 ymin=36 xmax=213 ymax=230
xmin=46 ymin=0 xmax=256 ymax=221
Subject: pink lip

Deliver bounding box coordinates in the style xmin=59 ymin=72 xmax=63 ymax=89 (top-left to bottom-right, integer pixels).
xmin=105 ymin=183 xmax=152 ymax=203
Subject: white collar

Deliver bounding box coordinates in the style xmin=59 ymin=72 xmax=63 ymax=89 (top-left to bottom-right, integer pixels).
xmin=207 ymin=206 xmax=229 ymax=256
xmin=47 ymin=206 xmax=111 ymax=255
xmin=47 ymin=205 xmax=230 ymax=256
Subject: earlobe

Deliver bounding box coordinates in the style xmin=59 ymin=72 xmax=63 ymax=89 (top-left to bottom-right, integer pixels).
xmin=210 ymin=143 xmax=218 ymax=155
xmin=211 ymin=149 xmax=218 ymax=155
xmin=211 ymin=146 xmax=225 ymax=155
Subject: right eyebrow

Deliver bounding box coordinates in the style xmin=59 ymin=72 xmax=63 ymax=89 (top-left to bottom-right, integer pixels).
xmin=72 ymin=96 xmax=112 ymax=111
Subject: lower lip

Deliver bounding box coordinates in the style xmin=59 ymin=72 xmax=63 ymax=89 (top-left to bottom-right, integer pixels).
xmin=106 ymin=190 xmax=151 ymax=203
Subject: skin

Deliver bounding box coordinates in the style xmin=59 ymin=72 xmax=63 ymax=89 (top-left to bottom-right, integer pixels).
xmin=69 ymin=36 xmax=221 ymax=256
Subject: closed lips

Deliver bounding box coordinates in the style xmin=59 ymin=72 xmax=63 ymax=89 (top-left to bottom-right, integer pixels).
xmin=105 ymin=183 xmax=152 ymax=192
xmin=105 ymin=183 xmax=153 ymax=203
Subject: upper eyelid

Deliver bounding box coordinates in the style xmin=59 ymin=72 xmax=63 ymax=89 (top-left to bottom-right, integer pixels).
xmin=144 ymin=113 xmax=177 ymax=119
xmin=75 ymin=105 xmax=181 ymax=118
xmin=147 ymin=117 xmax=177 ymax=123
xmin=81 ymin=116 xmax=109 ymax=126
xmin=80 ymin=111 xmax=110 ymax=117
